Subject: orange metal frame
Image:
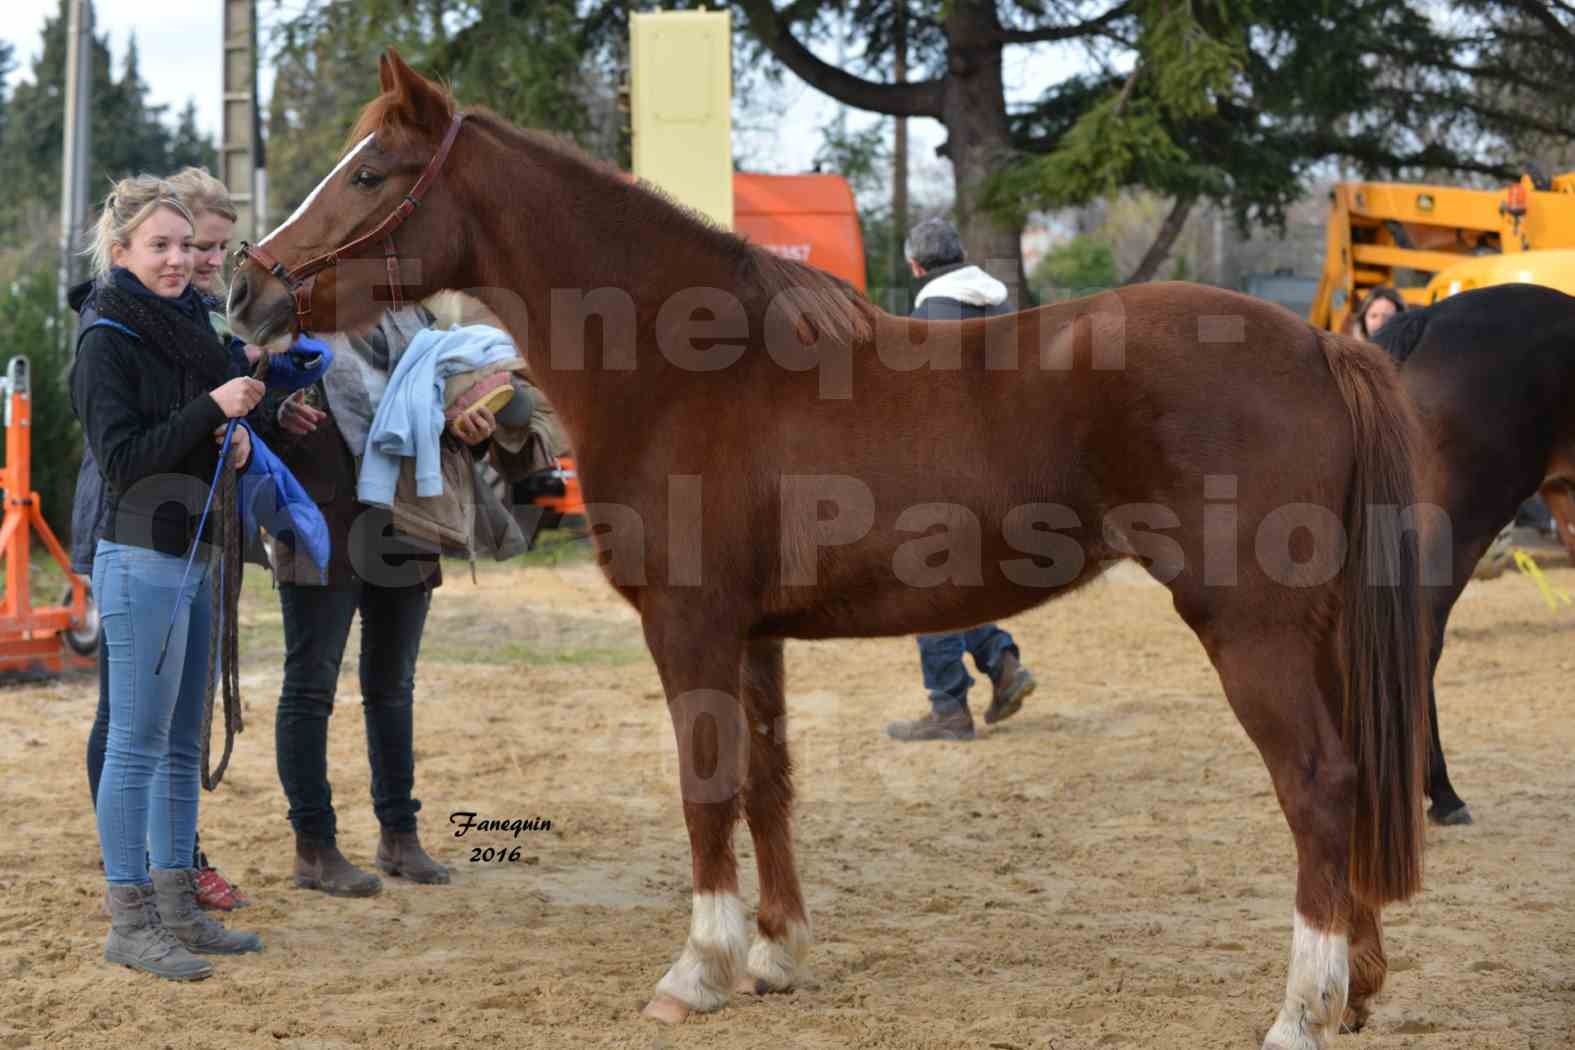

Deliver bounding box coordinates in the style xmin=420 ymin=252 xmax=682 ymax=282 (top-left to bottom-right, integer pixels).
xmin=539 ymin=456 xmax=584 ymax=520
xmin=0 ymin=357 xmax=93 ymax=674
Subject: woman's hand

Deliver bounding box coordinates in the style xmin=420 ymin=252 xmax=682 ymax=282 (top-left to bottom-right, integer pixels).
xmin=210 ymin=377 xmax=265 ymax=418
xmin=278 ymin=390 xmax=326 ymax=436
xmin=447 ymin=405 xmax=497 ymax=446
xmin=216 ymin=424 xmax=251 ymax=471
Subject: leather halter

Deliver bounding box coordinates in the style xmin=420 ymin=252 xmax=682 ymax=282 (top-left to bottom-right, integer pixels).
xmin=236 ymin=112 xmax=467 ymax=333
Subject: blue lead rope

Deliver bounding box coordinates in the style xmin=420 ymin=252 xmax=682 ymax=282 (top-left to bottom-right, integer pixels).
xmin=154 ymin=418 xmax=238 ymax=677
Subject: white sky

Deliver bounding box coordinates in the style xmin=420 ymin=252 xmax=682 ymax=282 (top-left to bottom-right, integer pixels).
xmin=1 ymin=1 xmax=1082 ymax=194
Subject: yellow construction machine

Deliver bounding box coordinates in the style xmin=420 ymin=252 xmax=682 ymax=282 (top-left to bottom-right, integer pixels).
xmin=1310 ymin=170 xmax=1575 ymax=333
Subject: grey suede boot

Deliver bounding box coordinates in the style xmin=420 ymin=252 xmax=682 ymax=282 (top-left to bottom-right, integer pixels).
xmin=104 ymin=883 xmax=213 ymax=981
xmin=151 ymin=868 xmax=264 ymax=955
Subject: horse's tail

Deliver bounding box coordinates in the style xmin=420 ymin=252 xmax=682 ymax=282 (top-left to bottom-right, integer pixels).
xmin=1318 ymin=329 xmax=1431 ymax=907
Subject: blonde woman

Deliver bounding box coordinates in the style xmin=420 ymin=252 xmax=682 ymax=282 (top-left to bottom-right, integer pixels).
xmin=75 ymin=167 xmax=257 ymax=912
xmin=71 ymin=175 xmax=265 ymax=980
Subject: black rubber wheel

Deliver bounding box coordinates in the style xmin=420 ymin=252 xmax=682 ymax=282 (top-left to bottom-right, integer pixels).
xmin=62 ymin=585 xmax=101 ymax=656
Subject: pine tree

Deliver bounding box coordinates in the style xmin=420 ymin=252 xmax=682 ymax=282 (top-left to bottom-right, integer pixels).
xmin=265 ymin=0 xmax=623 ymax=221
xmin=169 ymin=101 xmax=217 ymax=172
xmin=0 ymin=0 xmax=219 ymax=265
xmin=731 ymin=0 xmax=1543 ymax=289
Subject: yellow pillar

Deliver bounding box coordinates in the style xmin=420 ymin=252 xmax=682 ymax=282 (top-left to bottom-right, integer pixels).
xmin=630 ymin=10 xmax=734 ymax=231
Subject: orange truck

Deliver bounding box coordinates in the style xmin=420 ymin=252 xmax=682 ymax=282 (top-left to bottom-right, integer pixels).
xmin=734 ymin=172 xmax=867 ymax=292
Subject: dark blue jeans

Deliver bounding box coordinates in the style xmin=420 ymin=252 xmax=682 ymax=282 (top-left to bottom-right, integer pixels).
xmin=917 ymin=625 xmax=1018 ymax=715
xmin=276 ymin=581 xmax=431 ymax=844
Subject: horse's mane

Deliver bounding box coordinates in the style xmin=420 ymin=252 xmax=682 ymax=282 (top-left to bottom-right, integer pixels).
xmin=447 ymin=106 xmax=877 ymax=348
xmin=1369 ymin=306 xmax=1431 ymax=365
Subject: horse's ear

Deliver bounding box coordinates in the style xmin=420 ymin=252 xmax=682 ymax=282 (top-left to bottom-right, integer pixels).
xmin=382 ymin=49 xmax=453 ymax=132
xmin=379 ymin=51 xmax=397 ymax=94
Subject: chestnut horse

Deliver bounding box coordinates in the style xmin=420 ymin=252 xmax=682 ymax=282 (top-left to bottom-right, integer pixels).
xmin=1374 ymin=282 xmax=1575 ymax=826
xmin=229 ymin=51 xmax=1430 ymax=1049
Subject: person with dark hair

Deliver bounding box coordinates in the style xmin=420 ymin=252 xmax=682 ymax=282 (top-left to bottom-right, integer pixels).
xmin=885 ymin=218 xmax=1038 ymax=742
xmin=902 ymin=216 xmax=1015 ymax=322
xmin=1354 ymin=285 xmax=1406 ymax=339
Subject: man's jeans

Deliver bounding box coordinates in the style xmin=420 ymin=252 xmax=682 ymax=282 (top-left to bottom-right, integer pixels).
xmin=917 ymin=625 xmax=1018 ymax=716
xmin=92 ymin=541 xmax=211 ymax=885
xmin=276 ymin=582 xmax=431 ymax=844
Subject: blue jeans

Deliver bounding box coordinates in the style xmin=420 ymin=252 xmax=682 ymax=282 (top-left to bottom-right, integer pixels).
xmin=276 ymin=582 xmax=431 ymax=844
xmin=92 ymin=541 xmax=212 ymax=885
xmin=87 ymin=648 xmax=206 ymax=869
xmin=917 ymin=625 xmax=1018 ymax=715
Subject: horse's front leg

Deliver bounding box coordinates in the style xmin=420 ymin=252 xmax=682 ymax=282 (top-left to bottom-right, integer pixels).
xmin=735 ymin=638 xmax=812 ymax=995
xmin=640 ymin=607 xmax=751 ymax=1024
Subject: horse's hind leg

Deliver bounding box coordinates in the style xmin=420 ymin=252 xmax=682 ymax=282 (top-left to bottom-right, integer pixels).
xmin=1344 ymin=898 xmax=1387 ymax=1032
xmin=1208 ymin=630 xmax=1357 ymax=1050
xmin=736 ymin=638 xmax=812 ymax=994
xmin=1423 ymin=577 xmax=1473 ymax=825
xmin=639 ymin=607 xmax=751 ymax=1023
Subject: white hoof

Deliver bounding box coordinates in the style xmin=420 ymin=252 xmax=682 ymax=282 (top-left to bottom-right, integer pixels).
xmin=652 ymin=892 xmax=749 ymax=1013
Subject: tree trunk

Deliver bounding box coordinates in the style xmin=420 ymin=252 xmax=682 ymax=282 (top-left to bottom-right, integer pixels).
xmin=1123 ymin=193 xmax=1197 ymax=285
xmin=940 ymin=0 xmax=1027 ymax=305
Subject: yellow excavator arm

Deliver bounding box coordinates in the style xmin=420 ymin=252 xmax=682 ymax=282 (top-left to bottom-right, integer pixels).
xmin=1311 ymin=172 xmax=1575 ymax=331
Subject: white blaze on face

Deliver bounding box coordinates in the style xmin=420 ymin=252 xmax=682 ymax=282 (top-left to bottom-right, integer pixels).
xmin=1263 ymin=911 xmax=1350 ymax=1050
xmin=261 ymin=134 xmax=377 ymax=247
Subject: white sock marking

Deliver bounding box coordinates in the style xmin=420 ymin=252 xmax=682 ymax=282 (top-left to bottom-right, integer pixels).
xmin=1263 ymin=911 xmax=1350 ymax=1050
xmin=654 ymin=891 xmax=749 ymax=1012
xmin=747 ymin=916 xmax=812 ymax=990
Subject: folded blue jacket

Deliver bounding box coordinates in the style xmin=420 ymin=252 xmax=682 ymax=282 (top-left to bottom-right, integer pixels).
xmin=237 ymin=423 xmax=331 ymax=580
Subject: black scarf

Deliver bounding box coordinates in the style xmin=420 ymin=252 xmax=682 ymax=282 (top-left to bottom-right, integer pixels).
xmin=96 ymin=270 xmax=231 ymax=395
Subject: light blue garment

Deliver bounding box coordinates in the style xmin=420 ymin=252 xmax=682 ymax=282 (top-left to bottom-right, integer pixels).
xmin=356 ymin=324 xmax=519 ymax=506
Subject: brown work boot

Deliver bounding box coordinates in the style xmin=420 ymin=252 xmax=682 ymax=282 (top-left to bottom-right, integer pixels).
xmin=885 ymin=706 xmax=975 ymax=742
xmin=377 ymin=828 xmax=451 ymax=885
xmin=293 ymin=835 xmax=382 ymax=897
xmin=984 ymin=651 xmax=1037 ymax=725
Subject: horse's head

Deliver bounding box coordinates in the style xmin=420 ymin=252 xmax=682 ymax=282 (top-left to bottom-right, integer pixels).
xmin=228 ymin=50 xmax=468 ymax=344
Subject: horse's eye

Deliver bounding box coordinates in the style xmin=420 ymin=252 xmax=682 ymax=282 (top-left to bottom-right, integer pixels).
xmin=350 ymin=168 xmax=385 ymax=189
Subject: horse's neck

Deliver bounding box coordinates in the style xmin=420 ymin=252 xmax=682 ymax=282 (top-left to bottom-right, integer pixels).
xmin=461 ymin=133 xmax=747 ymax=451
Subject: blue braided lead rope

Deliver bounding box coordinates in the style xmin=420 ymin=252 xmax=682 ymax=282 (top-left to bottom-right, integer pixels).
xmin=154 ymin=418 xmax=237 ymax=677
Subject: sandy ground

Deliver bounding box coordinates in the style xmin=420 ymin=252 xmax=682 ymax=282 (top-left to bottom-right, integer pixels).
xmin=1 ymin=552 xmax=1571 ymax=1050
